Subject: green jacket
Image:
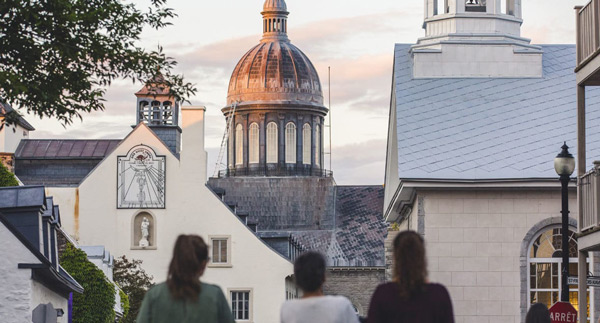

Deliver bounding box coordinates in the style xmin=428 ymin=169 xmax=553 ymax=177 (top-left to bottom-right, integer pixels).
xmin=137 ymin=282 xmax=235 ymax=323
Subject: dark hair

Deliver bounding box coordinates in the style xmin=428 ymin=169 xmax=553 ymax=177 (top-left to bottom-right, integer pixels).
xmin=525 ymin=303 xmax=551 ymax=323
xmin=393 ymin=231 xmax=427 ymax=300
xmin=294 ymin=252 xmax=326 ymax=293
xmin=166 ymin=235 xmax=209 ymax=301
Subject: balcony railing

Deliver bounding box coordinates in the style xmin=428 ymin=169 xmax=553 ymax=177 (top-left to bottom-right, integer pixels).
xmin=580 ymin=162 xmax=600 ymax=231
xmin=215 ymin=165 xmax=333 ymax=178
xmin=576 ymin=0 xmax=600 ymax=68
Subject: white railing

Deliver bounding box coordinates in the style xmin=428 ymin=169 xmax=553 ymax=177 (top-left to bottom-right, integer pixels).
xmin=576 ymin=0 xmax=600 ymax=67
xmin=580 ymin=162 xmax=600 ymax=231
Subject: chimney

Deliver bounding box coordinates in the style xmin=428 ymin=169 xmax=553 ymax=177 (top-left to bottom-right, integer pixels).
xmin=181 ymin=106 xmax=207 ymax=182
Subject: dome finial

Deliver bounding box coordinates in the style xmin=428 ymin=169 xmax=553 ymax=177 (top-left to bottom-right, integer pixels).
xmin=261 ymin=0 xmax=289 ymax=42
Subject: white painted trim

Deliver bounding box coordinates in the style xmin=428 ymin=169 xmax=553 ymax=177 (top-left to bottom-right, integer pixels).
xmin=228 ymin=288 xmax=254 ymax=323
xmin=208 ymin=235 xmax=232 ymax=268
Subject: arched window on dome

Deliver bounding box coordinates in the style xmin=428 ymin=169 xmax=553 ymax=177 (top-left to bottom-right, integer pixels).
xmin=527 ymin=227 xmax=589 ymax=315
xmin=235 ymin=124 xmax=243 ymax=166
xmin=228 ymin=120 xmax=234 ymax=168
xmin=249 ymin=123 xmax=259 ymax=164
xmin=303 ymin=124 xmax=311 ymax=165
xmin=285 ymin=122 xmax=296 ymax=164
xmin=267 ymin=122 xmax=278 ymax=163
xmin=315 ymin=124 xmax=320 ymax=167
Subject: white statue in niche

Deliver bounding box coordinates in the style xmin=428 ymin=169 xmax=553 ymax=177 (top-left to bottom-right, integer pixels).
xmin=139 ymin=217 xmax=150 ymax=247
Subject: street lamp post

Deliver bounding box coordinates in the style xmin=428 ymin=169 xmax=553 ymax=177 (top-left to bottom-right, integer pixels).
xmin=554 ymin=142 xmax=576 ymax=303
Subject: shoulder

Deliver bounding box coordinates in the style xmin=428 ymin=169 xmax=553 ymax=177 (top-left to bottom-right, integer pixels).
xmin=426 ymin=283 xmax=450 ymax=294
xmin=425 ymin=283 xmax=452 ymax=300
xmin=373 ymin=282 xmax=398 ymax=295
xmin=145 ymin=282 xmax=168 ymax=299
xmin=201 ymin=282 xmax=226 ymax=297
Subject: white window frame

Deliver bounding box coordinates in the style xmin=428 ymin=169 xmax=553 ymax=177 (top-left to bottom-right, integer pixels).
xmin=209 ymin=236 xmax=232 ymax=268
xmin=235 ymin=124 xmax=243 ymax=166
xmin=285 ymin=122 xmax=296 ymax=164
xmin=229 ymin=289 xmax=253 ymax=322
xmin=302 ymin=123 xmax=311 ymax=165
xmin=526 ymin=226 xmax=591 ymax=320
xmin=249 ymin=123 xmax=259 ymax=164
xmin=228 ymin=122 xmax=234 ymax=167
xmin=315 ymin=124 xmax=320 ymax=167
xmin=266 ymin=122 xmax=278 ymax=163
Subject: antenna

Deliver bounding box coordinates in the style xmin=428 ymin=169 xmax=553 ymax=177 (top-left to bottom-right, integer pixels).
xmin=328 ymin=66 xmax=332 ymax=172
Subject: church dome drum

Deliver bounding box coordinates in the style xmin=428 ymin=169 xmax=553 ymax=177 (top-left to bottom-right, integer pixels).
xmin=218 ymin=0 xmax=329 ymax=178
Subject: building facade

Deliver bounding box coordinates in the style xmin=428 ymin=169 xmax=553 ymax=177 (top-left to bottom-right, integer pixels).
xmin=384 ymin=0 xmax=600 ymax=322
xmin=208 ymin=0 xmax=388 ymax=317
xmin=13 ymin=92 xmax=294 ymax=322
xmin=0 ymin=186 xmax=83 ymax=323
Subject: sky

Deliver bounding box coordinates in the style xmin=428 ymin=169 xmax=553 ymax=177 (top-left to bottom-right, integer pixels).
xmin=22 ymin=0 xmax=590 ymax=184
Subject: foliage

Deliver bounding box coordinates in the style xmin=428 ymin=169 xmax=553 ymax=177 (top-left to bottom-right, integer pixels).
xmin=0 ymin=0 xmax=196 ymax=126
xmin=114 ymin=256 xmax=154 ymax=323
xmin=118 ymin=288 xmax=130 ymax=322
xmin=0 ymin=162 xmax=18 ymax=187
xmin=60 ymin=243 xmax=116 ymax=323
xmin=389 ymin=222 xmax=400 ymax=231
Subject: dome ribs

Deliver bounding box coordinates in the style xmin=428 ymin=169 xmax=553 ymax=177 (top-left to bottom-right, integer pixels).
xmin=230 ymin=45 xmax=259 ymax=96
xmin=282 ymin=42 xmax=300 ymax=95
xmin=248 ymin=43 xmax=267 ymax=89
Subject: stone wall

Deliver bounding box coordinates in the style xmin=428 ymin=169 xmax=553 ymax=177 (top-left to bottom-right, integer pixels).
xmin=412 ymin=188 xmax=591 ymax=323
xmin=324 ymin=268 xmax=386 ymax=318
xmin=208 ymin=177 xmax=336 ymax=230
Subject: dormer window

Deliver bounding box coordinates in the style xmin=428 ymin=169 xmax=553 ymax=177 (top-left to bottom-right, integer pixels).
xmin=465 ymin=0 xmax=486 ymax=12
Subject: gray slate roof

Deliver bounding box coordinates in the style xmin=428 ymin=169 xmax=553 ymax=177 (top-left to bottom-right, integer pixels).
xmin=14 ymin=139 xmax=121 ymax=186
xmin=16 ymin=140 xmax=120 ymax=159
xmin=394 ymin=44 xmax=600 ymax=180
xmin=208 ymin=178 xmax=387 ymax=267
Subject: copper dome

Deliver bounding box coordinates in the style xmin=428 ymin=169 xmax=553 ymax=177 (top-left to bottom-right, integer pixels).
xmin=227 ymin=40 xmax=324 ymax=109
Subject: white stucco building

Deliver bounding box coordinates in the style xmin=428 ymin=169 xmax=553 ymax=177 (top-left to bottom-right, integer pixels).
xmin=0 ymin=186 xmax=83 ymax=323
xmin=12 ymin=80 xmax=294 ymax=322
xmin=384 ymin=0 xmax=600 ymax=322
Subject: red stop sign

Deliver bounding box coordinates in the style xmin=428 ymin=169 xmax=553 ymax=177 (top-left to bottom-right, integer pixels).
xmin=549 ymin=302 xmax=578 ymax=323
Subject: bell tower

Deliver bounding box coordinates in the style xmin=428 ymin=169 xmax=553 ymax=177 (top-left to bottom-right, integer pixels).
xmin=135 ymin=73 xmax=181 ymax=155
xmin=412 ymin=0 xmax=542 ymax=78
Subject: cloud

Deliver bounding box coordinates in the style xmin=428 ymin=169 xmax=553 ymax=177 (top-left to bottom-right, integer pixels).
xmin=330 ymin=139 xmax=387 ymax=185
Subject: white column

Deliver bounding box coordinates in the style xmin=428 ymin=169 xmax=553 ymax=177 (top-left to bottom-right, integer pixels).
xmin=487 ymin=0 xmax=501 ymax=14
xmin=426 ymin=0 xmax=436 ymax=18
xmin=514 ymin=0 xmax=522 ymax=18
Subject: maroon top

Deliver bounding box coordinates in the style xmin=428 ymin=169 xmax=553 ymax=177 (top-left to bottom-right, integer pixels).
xmin=367 ymin=283 xmax=454 ymax=323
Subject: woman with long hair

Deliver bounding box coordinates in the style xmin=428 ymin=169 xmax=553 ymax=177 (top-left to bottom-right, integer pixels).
xmin=367 ymin=231 xmax=454 ymax=323
xmin=137 ymin=235 xmax=234 ymax=323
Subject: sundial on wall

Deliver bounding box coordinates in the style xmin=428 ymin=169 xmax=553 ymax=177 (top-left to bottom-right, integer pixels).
xmin=117 ymin=145 xmax=165 ymax=209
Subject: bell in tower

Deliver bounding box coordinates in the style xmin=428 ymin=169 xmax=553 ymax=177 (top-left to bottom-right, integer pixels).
xmin=135 ymin=73 xmax=181 ymax=155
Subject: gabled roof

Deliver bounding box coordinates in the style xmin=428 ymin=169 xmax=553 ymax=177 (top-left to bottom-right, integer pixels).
xmin=0 ymin=102 xmax=35 ymax=131
xmin=0 ymin=212 xmax=83 ymax=295
xmin=393 ymin=44 xmax=600 ymax=180
xmin=0 ymin=185 xmax=46 ymax=209
xmin=15 ymin=139 xmax=121 ymax=159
